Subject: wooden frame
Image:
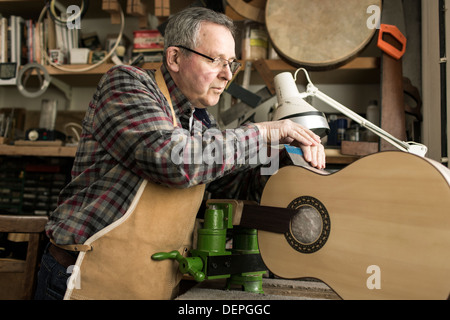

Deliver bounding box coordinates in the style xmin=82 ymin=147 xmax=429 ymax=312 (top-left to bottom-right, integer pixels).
xmin=0 ymin=215 xmax=48 ymax=300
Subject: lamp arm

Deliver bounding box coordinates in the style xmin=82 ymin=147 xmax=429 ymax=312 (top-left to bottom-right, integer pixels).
xmin=306 ymin=84 xmax=427 ymax=156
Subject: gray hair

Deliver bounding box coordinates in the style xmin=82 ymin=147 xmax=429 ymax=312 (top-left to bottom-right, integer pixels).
xmin=163 ymin=7 xmax=236 ymax=64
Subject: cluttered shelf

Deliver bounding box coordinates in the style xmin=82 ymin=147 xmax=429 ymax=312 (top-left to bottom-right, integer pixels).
xmin=0 ymin=0 xmax=380 ymax=87
xmin=38 ymin=57 xmax=379 ymax=87
xmin=45 ymin=57 xmax=379 ymax=74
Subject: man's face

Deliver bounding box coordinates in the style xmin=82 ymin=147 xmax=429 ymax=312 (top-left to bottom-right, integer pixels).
xmin=174 ymin=22 xmax=236 ymax=108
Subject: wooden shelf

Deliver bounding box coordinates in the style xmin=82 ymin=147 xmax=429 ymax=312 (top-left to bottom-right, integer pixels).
xmin=0 ymin=144 xmax=357 ymax=164
xmin=45 ymin=57 xmax=378 ymax=75
xmin=41 ymin=62 xmax=161 ymax=86
xmin=259 ymin=57 xmax=380 ymax=84
xmin=262 ymin=57 xmax=379 ymax=71
xmin=40 ymin=57 xmax=379 ymax=87
xmin=0 ymin=144 xmax=77 ymax=157
xmin=44 ymin=62 xmax=160 ymax=75
xmin=324 ymin=148 xmax=360 ymax=165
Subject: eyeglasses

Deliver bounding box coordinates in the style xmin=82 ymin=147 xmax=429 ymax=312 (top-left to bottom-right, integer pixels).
xmin=173 ymin=45 xmax=241 ymax=75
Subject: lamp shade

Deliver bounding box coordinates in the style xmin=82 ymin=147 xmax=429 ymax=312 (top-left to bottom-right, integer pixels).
xmin=272 ymin=72 xmax=329 ymax=138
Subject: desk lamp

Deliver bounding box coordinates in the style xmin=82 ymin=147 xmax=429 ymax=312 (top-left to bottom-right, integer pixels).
xmin=272 ymin=69 xmax=428 ymax=157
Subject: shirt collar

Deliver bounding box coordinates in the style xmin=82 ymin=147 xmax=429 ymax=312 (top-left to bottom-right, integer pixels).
xmin=160 ymin=64 xmax=193 ymax=116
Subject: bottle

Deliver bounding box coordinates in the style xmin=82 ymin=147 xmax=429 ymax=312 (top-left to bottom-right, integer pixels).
xmin=336 ymin=118 xmax=347 ymax=146
xmin=366 ymin=100 xmax=379 ymax=142
xmin=327 ymin=114 xmax=338 ymax=146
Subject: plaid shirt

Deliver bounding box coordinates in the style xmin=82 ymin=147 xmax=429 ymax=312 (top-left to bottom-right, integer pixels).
xmin=46 ymin=65 xmax=268 ymax=245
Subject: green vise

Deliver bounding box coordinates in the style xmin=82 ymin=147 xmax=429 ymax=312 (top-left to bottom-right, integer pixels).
xmin=151 ymin=200 xmax=267 ymax=294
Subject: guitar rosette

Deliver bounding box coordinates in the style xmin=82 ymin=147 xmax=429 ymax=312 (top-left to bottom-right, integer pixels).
xmin=285 ymin=196 xmax=331 ymax=254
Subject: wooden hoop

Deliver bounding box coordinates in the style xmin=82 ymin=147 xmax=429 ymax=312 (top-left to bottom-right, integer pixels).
xmin=265 ymin=0 xmax=381 ymax=69
xmin=227 ymin=0 xmax=266 ymax=23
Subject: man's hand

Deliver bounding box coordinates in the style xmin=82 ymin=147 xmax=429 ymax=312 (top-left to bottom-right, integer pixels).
xmin=255 ymin=119 xmax=326 ymax=169
xmin=299 ymin=143 xmax=326 ymax=169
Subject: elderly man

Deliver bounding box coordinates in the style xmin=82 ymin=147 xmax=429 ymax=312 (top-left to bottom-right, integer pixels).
xmin=35 ymin=6 xmax=325 ymax=300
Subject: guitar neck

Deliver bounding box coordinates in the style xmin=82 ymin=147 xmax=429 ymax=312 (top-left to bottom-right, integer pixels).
xmin=237 ymin=204 xmax=296 ymax=234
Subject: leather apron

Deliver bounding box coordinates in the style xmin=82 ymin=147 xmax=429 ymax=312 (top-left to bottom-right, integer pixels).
xmin=62 ymin=69 xmax=205 ymax=300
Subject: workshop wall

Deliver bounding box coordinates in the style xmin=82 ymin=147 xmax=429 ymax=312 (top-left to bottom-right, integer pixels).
xmin=0 ymin=0 xmax=430 ymax=158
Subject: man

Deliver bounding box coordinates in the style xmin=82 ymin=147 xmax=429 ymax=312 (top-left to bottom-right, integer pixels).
xmin=35 ymin=7 xmax=325 ymax=300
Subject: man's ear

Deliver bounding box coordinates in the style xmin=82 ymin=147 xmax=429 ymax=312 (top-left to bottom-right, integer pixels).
xmin=166 ymin=47 xmax=180 ymax=73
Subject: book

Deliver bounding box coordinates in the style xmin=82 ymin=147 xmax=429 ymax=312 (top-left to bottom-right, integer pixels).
xmin=0 ymin=17 xmax=6 ymax=63
xmin=45 ymin=15 xmax=57 ymax=51
xmin=9 ymin=15 xmax=16 ymax=63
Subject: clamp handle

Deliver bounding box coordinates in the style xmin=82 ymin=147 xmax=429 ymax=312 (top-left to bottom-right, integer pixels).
xmin=377 ymin=24 xmax=407 ymax=60
xmin=152 ymin=250 xmax=205 ymax=282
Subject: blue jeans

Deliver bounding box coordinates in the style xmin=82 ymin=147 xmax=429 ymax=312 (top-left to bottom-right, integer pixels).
xmin=34 ymin=244 xmax=71 ymax=300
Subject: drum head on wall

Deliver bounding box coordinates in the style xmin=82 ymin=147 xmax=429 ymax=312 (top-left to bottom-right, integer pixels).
xmin=265 ymin=0 xmax=381 ymax=69
xmin=227 ymin=0 xmax=267 ymax=23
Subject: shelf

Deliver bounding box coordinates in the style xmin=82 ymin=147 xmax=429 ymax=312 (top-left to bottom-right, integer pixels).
xmin=44 ymin=62 xmax=160 ymax=75
xmin=45 ymin=57 xmax=378 ymax=75
xmin=262 ymin=57 xmax=379 ymax=71
xmin=0 ymin=144 xmax=357 ymax=164
xmin=0 ymin=144 xmax=77 ymax=157
xmin=39 ymin=62 xmax=159 ymax=86
xmin=260 ymin=57 xmax=380 ymax=84
xmin=324 ymin=148 xmax=360 ymax=165
xmin=37 ymin=57 xmax=379 ymax=87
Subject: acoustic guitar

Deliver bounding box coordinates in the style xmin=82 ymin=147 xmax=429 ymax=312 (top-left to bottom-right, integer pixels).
xmin=257 ymin=151 xmax=450 ymax=300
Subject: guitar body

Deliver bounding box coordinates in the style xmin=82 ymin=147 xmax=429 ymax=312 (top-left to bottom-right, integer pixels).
xmin=259 ymin=151 xmax=450 ymax=299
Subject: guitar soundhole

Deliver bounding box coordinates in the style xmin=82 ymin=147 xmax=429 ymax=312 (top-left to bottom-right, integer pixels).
xmin=285 ymin=196 xmax=330 ymax=254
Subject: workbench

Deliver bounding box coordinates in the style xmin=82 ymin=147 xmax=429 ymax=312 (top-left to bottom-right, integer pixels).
xmin=177 ymin=278 xmax=340 ymax=300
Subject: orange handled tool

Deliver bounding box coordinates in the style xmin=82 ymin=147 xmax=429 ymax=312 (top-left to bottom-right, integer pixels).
xmin=377 ymin=24 xmax=407 ymax=60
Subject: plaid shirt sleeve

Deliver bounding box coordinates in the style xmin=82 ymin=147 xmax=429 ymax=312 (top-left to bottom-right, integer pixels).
xmin=90 ymin=65 xmax=265 ymax=188
xmin=46 ymin=65 xmax=269 ymax=245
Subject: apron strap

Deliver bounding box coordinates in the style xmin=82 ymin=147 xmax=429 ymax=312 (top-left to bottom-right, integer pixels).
xmin=50 ymin=238 xmax=93 ymax=252
xmin=155 ymin=68 xmax=178 ymax=127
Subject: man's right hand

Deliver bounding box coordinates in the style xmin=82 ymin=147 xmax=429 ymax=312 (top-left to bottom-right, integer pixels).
xmin=255 ymin=120 xmax=326 ymax=169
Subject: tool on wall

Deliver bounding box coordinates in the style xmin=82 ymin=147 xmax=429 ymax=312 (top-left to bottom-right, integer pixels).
xmin=378 ymin=23 xmax=408 ymax=151
xmin=377 ymin=0 xmax=414 ymax=152
xmin=16 ymin=62 xmax=72 ymax=99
